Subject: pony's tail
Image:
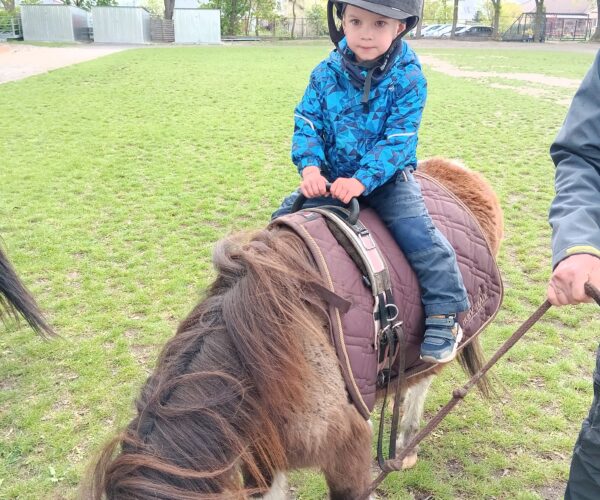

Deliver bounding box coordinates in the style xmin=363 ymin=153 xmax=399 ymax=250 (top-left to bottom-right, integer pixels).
xmin=0 ymin=244 xmax=54 ymax=338
xmin=85 ymin=228 xmax=328 ymax=499
xmin=457 ymin=339 xmax=495 ymax=398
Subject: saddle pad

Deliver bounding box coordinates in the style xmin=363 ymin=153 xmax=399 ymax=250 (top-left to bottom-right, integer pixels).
xmin=273 ymin=172 xmax=503 ymax=419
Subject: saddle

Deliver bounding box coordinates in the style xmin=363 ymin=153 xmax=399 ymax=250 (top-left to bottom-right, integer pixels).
xmin=272 ymin=171 xmax=503 ymax=419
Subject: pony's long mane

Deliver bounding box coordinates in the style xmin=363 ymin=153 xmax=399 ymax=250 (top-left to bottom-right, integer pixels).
xmin=0 ymin=243 xmax=54 ymax=337
xmin=87 ymin=228 xmax=329 ymax=499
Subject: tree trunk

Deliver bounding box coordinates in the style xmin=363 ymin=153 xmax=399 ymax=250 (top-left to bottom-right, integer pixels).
xmin=245 ymin=0 xmax=252 ymax=36
xmin=533 ymin=0 xmax=545 ymax=42
xmin=291 ymin=0 xmax=297 ymax=39
xmin=229 ymin=0 xmax=239 ymax=35
xmin=164 ymin=0 xmax=174 ymax=20
xmin=451 ymin=0 xmax=459 ymax=38
xmin=591 ymin=0 xmax=600 ymax=41
xmin=0 ymin=0 xmax=16 ymax=12
xmin=491 ymin=0 xmax=501 ymax=40
xmin=415 ymin=0 xmax=424 ymax=37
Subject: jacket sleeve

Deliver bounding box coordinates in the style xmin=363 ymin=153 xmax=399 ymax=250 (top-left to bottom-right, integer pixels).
xmin=354 ymin=76 xmax=427 ymax=195
xmin=291 ymin=72 xmax=326 ymax=175
xmin=549 ymin=51 xmax=600 ymax=268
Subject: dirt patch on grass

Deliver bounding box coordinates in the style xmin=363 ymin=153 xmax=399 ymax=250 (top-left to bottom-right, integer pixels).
xmin=419 ymin=53 xmax=585 ymax=105
xmin=0 ymin=43 xmax=132 ymax=84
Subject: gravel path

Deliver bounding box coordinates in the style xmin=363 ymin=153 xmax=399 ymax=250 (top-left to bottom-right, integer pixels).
xmin=0 ymin=43 xmax=132 ymax=84
xmin=0 ymin=40 xmax=596 ymax=86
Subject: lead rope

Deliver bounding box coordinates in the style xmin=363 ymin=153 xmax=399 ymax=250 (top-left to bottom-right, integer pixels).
xmin=360 ymin=282 xmax=600 ymax=500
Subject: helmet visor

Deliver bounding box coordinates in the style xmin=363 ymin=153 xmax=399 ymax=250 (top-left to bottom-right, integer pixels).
xmin=338 ymin=0 xmax=414 ymax=21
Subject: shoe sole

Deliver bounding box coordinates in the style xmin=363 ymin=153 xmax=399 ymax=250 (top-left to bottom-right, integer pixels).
xmin=420 ymin=325 xmax=464 ymax=364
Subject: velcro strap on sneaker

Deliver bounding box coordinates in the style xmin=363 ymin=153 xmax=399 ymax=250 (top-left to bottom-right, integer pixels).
xmin=423 ymin=327 xmax=456 ymax=341
xmin=424 ymin=316 xmax=455 ymax=328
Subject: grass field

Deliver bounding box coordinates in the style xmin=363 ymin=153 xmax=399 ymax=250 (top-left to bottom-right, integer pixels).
xmin=0 ymin=41 xmax=598 ymax=499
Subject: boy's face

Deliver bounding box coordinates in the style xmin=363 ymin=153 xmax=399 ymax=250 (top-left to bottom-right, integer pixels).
xmin=342 ymin=5 xmax=405 ymax=63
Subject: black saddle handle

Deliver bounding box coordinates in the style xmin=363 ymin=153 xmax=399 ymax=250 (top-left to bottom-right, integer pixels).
xmin=291 ymin=182 xmax=360 ymax=225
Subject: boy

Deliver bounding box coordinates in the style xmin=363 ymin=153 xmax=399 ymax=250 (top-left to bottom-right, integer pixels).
xmin=273 ymin=0 xmax=469 ymax=364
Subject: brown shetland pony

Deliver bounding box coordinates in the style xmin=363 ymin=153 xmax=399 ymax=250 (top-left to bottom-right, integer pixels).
xmin=0 ymin=243 xmax=54 ymax=337
xmin=86 ymin=158 xmax=503 ymax=500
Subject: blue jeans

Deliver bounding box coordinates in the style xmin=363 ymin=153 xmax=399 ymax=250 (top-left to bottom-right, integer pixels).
xmin=565 ymin=344 xmax=600 ymax=500
xmin=272 ymin=170 xmax=469 ymax=316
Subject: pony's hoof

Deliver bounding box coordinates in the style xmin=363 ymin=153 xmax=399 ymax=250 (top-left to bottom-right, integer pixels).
xmin=401 ymin=452 xmax=418 ymax=470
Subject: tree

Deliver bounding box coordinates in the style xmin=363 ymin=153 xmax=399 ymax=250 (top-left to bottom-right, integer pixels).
xmin=591 ymin=0 xmax=600 ymax=41
xmin=252 ymin=0 xmax=276 ymax=36
xmin=290 ymin=0 xmax=297 ymax=38
xmin=207 ymin=0 xmax=250 ymax=35
xmin=415 ymin=0 xmax=425 ymax=36
xmin=533 ymin=0 xmax=544 ymax=42
xmin=306 ymin=4 xmax=327 ymax=37
xmin=450 ymin=0 xmax=459 ymax=37
xmin=164 ymin=0 xmax=174 ymax=20
xmin=434 ymin=0 xmax=452 ymax=23
xmin=482 ymin=0 xmax=522 ymax=35
xmin=0 ymin=0 xmax=16 ymax=12
xmin=490 ymin=0 xmax=501 ymax=39
xmin=62 ymin=0 xmax=116 ymax=10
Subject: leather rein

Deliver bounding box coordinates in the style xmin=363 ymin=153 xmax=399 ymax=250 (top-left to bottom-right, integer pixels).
xmin=359 ymin=282 xmax=600 ymax=499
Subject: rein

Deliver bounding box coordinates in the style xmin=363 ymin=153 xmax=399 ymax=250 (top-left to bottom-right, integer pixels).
xmin=360 ymin=282 xmax=600 ymax=500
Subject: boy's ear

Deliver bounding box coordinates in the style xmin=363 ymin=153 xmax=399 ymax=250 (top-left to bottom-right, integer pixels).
xmin=397 ymin=22 xmax=406 ymax=35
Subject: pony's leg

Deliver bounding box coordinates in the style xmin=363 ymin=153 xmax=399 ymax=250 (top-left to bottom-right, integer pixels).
xmin=258 ymin=472 xmax=288 ymax=500
xmin=397 ymin=374 xmax=434 ymax=469
xmin=321 ymin=405 xmax=373 ymax=500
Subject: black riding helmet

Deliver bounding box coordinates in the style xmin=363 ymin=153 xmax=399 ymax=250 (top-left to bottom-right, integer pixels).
xmin=326 ymin=0 xmax=422 ymax=106
xmin=327 ymin=0 xmax=421 ymax=45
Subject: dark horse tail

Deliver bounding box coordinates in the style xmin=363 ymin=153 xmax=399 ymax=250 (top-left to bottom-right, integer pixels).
xmin=86 ymin=228 xmax=329 ymax=499
xmin=0 ymin=244 xmax=54 ymax=338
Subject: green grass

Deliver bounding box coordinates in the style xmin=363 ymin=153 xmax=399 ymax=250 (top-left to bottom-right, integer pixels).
xmin=0 ymin=41 xmax=598 ymax=499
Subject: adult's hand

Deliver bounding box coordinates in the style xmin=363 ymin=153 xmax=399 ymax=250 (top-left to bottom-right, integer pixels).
xmin=330 ymin=177 xmax=365 ymax=204
xmin=547 ymin=254 xmax=600 ymax=306
xmin=300 ymin=166 xmax=328 ymax=198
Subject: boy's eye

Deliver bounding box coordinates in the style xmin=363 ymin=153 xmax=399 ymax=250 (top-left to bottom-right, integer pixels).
xmin=375 ymin=20 xmax=387 ymax=27
xmin=349 ymin=19 xmax=360 ymax=25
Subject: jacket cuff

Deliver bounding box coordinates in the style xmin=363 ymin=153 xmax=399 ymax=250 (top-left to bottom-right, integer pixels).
xmin=297 ymin=157 xmax=322 ymax=174
xmin=353 ymin=170 xmax=375 ymax=196
xmin=553 ymin=245 xmax=600 ymax=269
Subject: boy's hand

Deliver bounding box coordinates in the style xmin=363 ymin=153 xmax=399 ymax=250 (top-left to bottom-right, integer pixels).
xmin=547 ymin=254 xmax=600 ymax=306
xmin=301 ymin=166 xmax=328 ymax=198
xmin=331 ymin=178 xmax=365 ymax=204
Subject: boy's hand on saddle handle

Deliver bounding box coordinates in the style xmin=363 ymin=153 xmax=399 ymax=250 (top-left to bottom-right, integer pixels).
xmin=330 ymin=177 xmax=365 ymax=204
xmin=301 ymin=166 xmax=329 ymax=198
xmin=547 ymin=254 xmax=600 ymax=306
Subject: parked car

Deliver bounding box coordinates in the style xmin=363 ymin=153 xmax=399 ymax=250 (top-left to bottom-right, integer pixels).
xmin=437 ymin=25 xmax=466 ymax=37
xmin=456 ymin=25 xmax=493 ymax=37
xmin=422 ymin=24 xmax=450 ymax=37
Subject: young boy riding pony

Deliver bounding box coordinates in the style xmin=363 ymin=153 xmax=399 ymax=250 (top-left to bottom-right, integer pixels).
xmin=273 ymin=0 xmax=469 ymax=363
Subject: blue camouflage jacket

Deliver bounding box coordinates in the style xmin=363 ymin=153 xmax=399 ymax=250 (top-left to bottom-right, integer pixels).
xmin=292 ymin=39 xmax=427 ymax=195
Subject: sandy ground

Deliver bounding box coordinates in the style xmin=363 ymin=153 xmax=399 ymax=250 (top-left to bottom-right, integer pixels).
xmin=0 ymin=43 xmax=133 ymax=84
xmin=0 ymin=39 xmax=596 ymax=92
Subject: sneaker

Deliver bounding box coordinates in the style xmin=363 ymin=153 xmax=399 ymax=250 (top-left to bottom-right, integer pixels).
xmin=420 ymin=314 xmax=463 ymax=364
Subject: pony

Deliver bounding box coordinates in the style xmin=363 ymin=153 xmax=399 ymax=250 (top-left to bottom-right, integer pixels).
xmin=0 ymin=242 xmax=54 ymax=337
xmin=87 ymin=158 xmax=503 ymax=499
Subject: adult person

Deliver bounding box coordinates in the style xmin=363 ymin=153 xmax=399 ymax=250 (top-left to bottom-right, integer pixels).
xmin=547 ymin=49 xmax=600 ymax=499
